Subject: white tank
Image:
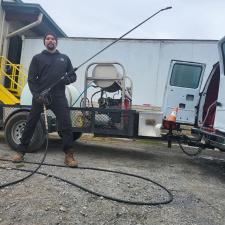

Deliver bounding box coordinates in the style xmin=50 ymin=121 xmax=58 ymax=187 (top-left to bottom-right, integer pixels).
xmin=20 ymin=83 xmax=81 ymax=107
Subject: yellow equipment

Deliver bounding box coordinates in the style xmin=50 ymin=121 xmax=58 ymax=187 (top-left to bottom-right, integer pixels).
xmin=0 ymin=56 xmax=27 ymax=104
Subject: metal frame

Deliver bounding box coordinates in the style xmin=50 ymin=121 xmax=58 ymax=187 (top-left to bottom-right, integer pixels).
xmin=83 ymin=62 xmax=133 ymax=109
xmin=70 ymin=107 xmax=137 ymax=137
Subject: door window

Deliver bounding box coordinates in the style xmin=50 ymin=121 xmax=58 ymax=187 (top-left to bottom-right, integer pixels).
xmin=170 ymin=63 xmax=203 ymax=88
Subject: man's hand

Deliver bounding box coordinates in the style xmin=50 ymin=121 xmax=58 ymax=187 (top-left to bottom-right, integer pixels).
xmin=34 ymin=94 xmax=44 ymax=104
xmin=34 ymin=90 xmax=51 ymax=105
xmin=62 ymin=72 xmax=77 ymax=85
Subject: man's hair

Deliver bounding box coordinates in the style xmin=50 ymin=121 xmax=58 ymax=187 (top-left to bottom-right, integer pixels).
xmin=43 ymin=32 xmax=58 ymax=44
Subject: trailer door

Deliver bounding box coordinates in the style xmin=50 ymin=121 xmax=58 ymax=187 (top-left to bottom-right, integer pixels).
xmin=163 ymin=60 xmax=206 ymax=125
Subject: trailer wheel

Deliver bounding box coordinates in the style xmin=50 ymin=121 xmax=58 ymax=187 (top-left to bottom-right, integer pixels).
xmin=4 ymin=111 xmax=46 ymax=151
xmin=58 ymin=131 xmax=82 ymax=141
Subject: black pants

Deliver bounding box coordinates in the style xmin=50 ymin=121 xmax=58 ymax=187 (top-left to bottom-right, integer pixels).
xmin=18 ymin=95 xmax=73 ymax=153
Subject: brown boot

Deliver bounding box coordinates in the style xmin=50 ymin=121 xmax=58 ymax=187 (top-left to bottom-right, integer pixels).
xmin=64 ymin=152 xmax=78 ymax=167
xmin=12 ymin=152 xmax=24 ymax=163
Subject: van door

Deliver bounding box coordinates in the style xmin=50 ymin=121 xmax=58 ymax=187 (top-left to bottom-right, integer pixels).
xmin=163 ymin=60 xmax=206 ymax=125
xmin=214 ymin=36 xmax=225 ymax=132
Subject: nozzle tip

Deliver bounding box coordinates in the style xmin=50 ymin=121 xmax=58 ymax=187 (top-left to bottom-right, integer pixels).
xmin=163 ymin=6 xmax=172 ymax=10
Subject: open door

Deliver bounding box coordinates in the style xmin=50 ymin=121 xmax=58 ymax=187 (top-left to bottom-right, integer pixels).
xmin=197 ymin=62 xmax=220 ymax=128
xmin=163 ymin=60 xmax=206 ymax=125
xmin=214 ymin=36 xmax=225 ymax=133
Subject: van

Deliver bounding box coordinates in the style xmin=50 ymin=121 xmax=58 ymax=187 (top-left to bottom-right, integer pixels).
xmin=163 ymin=36 xmax=225 ymax=151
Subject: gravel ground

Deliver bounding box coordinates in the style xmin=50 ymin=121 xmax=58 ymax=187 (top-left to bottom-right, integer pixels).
xmin=0 ymin=133 xmax=225 ymax=225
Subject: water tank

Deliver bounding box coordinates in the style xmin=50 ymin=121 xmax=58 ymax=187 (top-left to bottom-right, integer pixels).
xmin=20 ymin=83 xmax=81 ymax=107
xmin=92 ymin=64 xmax=122 ymax=92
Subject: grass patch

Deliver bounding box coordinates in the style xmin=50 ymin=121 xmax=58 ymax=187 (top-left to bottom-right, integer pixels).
xmin=134 ymin=138 xmax=163 ymax=145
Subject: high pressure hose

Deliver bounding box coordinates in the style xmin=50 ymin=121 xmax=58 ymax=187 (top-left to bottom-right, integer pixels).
xmin=178 ymin=100 xmax=217 ymax=157
xmin=178 ymin=135 xmax=203 ymax=157
xmin=0 ymin=106 xmax=173 ymax=205
xmin=178 ymin=101 xmax=218 ymax=157
xmin=0 ymin=159 xmax=173 ymax=205
xmin=0 ymin=105 xmax=173 ymax=205
xmin=0 ymin=104 xmax=173 ymax=205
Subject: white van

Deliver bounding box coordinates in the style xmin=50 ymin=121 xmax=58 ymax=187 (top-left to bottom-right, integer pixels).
xmin=163 ymin=36 xmax=225 ymax=151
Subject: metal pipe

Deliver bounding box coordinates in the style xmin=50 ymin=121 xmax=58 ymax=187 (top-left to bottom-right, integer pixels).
xmin=6 ymin=13 xmax=43 ymax=38
xmin=0 ymin=11 xmax=5 ymax=56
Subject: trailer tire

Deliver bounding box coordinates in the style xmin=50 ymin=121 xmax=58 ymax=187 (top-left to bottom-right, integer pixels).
xmin=58 ymin=131 xmax=82 ymax=141
xmin=4 ymin=111 xmax=45 ymax=152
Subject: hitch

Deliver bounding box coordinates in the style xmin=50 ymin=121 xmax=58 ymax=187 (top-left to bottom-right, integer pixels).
xmin=162 ymin=119 xmax=180 ymax=148
xmin=162 ymin=119 xmax=205 ymax=156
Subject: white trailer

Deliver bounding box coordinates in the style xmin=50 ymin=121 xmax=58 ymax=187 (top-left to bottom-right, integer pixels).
xmin=20 ymin=37 xmax=218 ymax=106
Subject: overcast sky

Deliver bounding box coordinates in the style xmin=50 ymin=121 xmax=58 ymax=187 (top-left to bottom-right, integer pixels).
xmin=23 ymin=0 xmax=225 ymax=40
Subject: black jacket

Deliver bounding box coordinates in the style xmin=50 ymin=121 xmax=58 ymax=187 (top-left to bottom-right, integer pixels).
xmin=28 ymin=50 xmax=74 ymax=97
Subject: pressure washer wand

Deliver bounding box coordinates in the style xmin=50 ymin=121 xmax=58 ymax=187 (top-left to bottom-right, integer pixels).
xmin=75 ymin=6 xmax=172 ymax=71
xmin=42 ymin=6 xmax=172 ymax=93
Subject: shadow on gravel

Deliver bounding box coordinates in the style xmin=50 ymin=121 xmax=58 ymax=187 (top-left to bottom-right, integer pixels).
xmin=43 ymin=137 xmax=225 ymax=181
xmin=45 ymin=138 xmax=157 ymax=162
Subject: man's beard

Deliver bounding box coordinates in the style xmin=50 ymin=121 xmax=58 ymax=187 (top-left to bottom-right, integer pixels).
xmin=46 ymin=43 xmax=56 ymax=51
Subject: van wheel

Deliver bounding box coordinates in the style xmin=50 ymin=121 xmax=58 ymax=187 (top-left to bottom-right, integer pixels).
xmin=4 ymin=111 xmax=46 ymax=152
xmin=58 ymin=131 xmax=82 ymax=141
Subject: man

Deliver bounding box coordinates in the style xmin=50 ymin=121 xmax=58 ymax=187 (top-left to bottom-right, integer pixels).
xmin=12 ymin=33 xmax=78 ymax=167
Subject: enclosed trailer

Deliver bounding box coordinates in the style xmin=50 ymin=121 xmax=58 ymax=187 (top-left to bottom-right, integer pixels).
xmin=20 ymin=37 xmax=219 ymax=107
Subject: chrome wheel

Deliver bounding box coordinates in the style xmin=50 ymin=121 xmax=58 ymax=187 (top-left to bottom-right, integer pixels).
xmin=11 ymin=120 xmax=26 ymax=145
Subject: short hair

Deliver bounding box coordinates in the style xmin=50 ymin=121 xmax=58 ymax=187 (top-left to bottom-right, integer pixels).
xmin=43 ymin=32 xmax=58 ymax=44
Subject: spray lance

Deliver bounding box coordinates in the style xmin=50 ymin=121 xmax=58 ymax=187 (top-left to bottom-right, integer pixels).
xmin=38 ymin=6 xmax=172 ymax=102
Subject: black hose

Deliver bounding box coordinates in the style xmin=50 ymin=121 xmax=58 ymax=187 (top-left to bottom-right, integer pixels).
xmin=0 ymin=158 xmax=173 ymax=205
xmin=0 ymin=134 xmax=48 ymax=188
xmin=91 ymin=90 xmax=102 ymax=107
xmin=178 ymin=135 xmax=203 ymax=157
xmin=0 ymin=105 xmax=49 ymax=189
xmin=0 ymin=97 xmax=173 ymax=205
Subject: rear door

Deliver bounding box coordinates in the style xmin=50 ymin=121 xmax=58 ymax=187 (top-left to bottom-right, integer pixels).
xmin=214 ymin=36 xmax=225 ymax=132
xmin=163 ymin=60 xmax=206 ymax=125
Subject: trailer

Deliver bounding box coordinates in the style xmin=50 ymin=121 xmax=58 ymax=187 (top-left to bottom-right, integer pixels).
xmin=1 ymin=36 xmax=225 ymax=154
xmin=1 ymin=62 xmax=140 ymax=151
xmin=20 ymin=37 xmax=219 ymax=107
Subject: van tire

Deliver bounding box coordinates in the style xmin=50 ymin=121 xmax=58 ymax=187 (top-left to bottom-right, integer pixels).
xmin=4 ymin=111 xmax=45 ymax=152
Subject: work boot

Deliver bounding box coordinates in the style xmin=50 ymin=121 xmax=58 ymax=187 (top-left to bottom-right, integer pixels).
xmin=64 ymin=152 xmax=78 ymax=167
xmin=12 ymin=152 xmax=25 ymax=163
